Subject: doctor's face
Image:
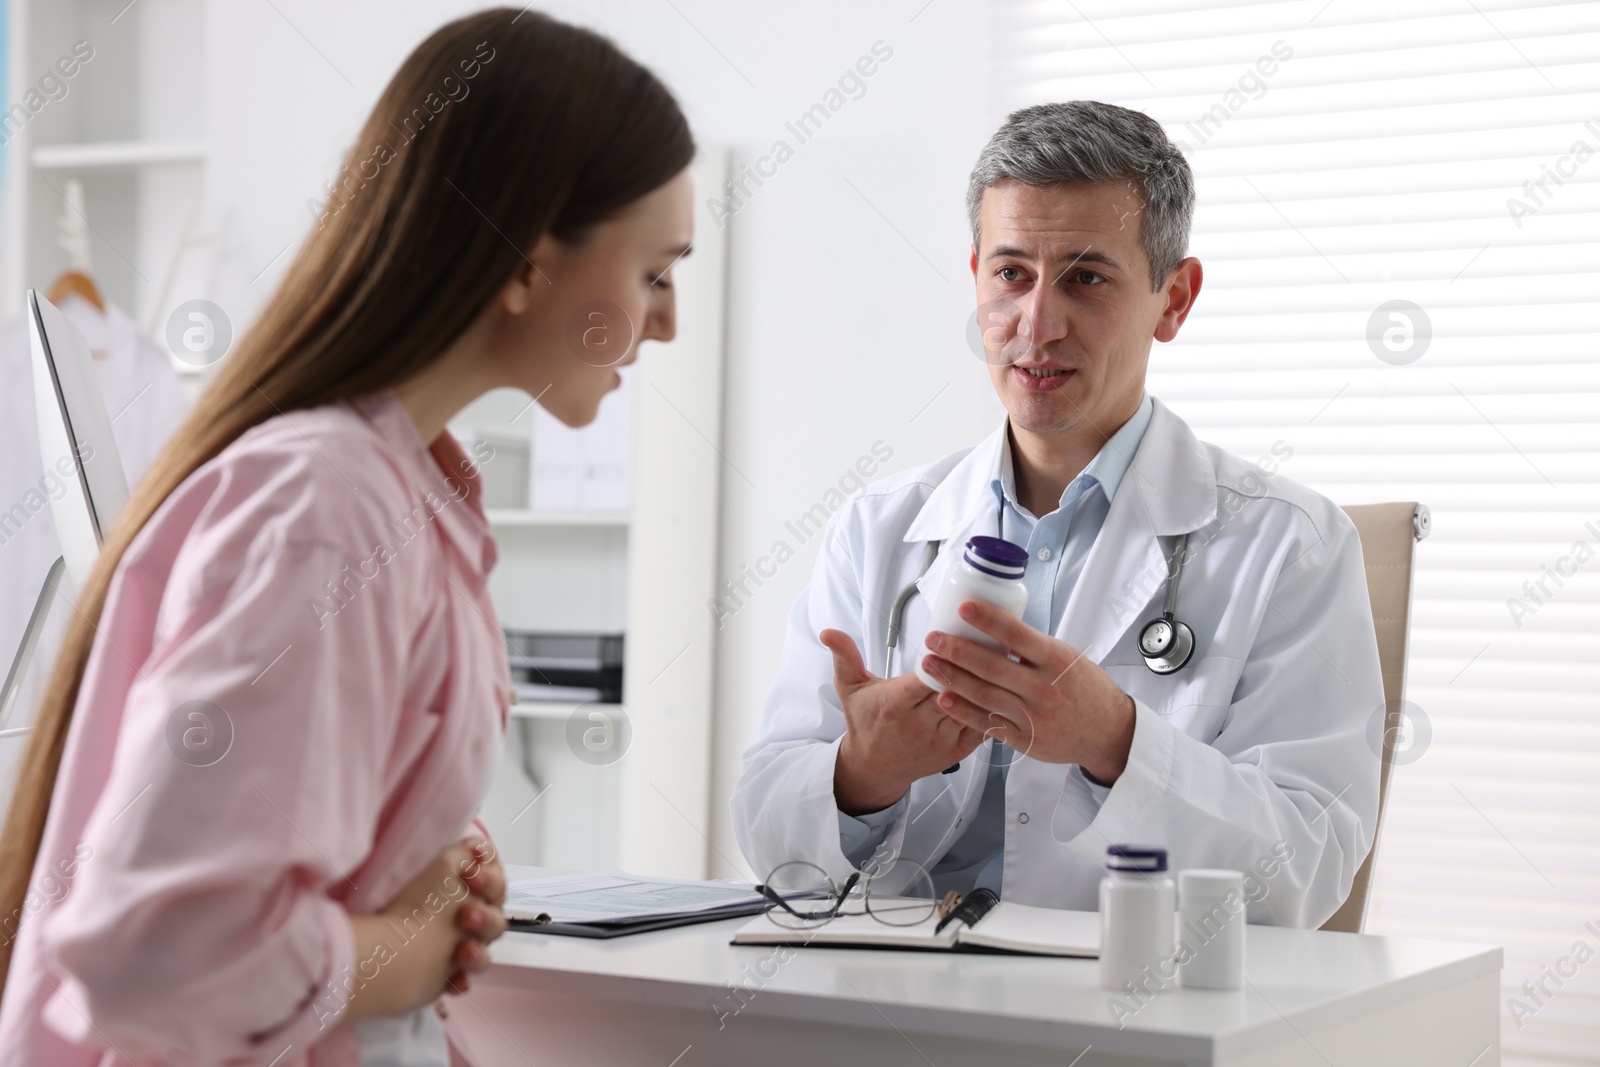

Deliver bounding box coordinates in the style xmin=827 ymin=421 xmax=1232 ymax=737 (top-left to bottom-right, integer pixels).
xmin=970 ymin=179 xmax=1200 ymax=437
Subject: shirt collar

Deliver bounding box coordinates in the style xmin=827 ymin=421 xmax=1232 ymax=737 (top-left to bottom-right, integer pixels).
xmin=906 ymin=396 xmax=1215 ymax=544
xmin=990 ymin=392 xmax=1154 ymax=515
xmin=350 ymin=391 xmax=498 ymax=577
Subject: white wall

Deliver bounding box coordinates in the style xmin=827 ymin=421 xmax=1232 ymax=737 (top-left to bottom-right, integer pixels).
xmin=201 ymin=0 xmax=1003 ymax=879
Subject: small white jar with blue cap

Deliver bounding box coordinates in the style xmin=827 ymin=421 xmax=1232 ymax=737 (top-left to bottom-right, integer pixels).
xmin=1099 ymin=844 xmax=1177 ymax=992
xmin=915 ymin=536 xmax=1029 ymax=693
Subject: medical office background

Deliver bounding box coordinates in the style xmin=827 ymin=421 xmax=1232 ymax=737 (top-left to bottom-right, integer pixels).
xmin=1 ymin=0 xmax=1596 ymax=1060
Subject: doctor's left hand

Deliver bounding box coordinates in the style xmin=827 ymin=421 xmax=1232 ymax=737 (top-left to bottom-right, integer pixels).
xmin=920 ymin=601 xmax=1136 ymax=784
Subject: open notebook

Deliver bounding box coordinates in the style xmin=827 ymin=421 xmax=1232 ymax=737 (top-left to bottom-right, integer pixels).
xmin=733 ymin=889 xmax=1100 ymax=957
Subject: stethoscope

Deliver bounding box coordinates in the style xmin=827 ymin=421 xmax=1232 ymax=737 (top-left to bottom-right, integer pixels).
xmin=884 ymin=507 xmax=1196 ymax=677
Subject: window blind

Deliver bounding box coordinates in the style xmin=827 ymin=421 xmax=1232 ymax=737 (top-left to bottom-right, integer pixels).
xmin=989 ymin=2 xmax=1600 ymax=1062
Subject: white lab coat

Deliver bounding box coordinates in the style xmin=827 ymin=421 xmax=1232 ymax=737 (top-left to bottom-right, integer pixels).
xmin=731 ymin=397 xmax=1384 ymax=928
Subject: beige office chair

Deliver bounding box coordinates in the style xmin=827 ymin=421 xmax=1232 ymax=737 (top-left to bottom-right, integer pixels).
xmin=1319 ymin=501 xmax=1430 ymax=934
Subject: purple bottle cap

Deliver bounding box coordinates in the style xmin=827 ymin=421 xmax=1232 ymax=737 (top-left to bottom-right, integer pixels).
xmin=964 ymin=536 xmax=1028 ymax=580
xmin=1106 ymin=845 xmax=1168 ymax=873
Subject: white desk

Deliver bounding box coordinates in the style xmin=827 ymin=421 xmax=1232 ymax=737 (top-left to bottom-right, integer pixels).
xmin=454 ymin=866 xmax=1501 ymax=1067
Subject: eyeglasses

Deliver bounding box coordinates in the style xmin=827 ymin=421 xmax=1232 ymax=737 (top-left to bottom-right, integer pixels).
xmin=755 ymin=859 xmax=962 ymax=930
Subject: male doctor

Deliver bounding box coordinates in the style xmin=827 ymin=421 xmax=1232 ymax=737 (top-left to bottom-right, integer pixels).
xmin=731 ymin=101 xmax=1385 ymax=928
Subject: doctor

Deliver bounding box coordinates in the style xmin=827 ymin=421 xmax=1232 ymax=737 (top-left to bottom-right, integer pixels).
xmin=731 ymin=100 xmax=1384 ymax=928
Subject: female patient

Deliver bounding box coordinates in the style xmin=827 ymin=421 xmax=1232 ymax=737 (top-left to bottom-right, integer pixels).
xmin=0 ymin=9 xmax=693 ymax=1064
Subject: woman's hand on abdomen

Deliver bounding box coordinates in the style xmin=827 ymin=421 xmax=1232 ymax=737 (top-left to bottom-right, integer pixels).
xmin=340 ymin=839 xmax=500 ymax=1023
xmin=445 ymin=835 xmax=508 ymax=994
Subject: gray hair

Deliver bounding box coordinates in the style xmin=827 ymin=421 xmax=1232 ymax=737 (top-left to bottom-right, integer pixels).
xmin=966 ymin=101 xmax=1194 ymax=292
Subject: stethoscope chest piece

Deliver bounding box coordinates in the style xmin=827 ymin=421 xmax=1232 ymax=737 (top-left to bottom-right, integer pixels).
xmin=1137 ymin=531 xmax=1196 ymax=675
xmin=1138 ymin=613 xmax=1195 ymax=674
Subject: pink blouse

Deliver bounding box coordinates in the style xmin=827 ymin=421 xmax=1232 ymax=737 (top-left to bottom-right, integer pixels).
xmin=0 ymin=391 xmax=510 ymax=1065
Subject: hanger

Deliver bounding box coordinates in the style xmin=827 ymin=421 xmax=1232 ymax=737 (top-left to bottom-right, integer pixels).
xmin=47 ymin=178 xmax=107 ymax=315
xmin=46 ymin=269 xmax=106 ymax=314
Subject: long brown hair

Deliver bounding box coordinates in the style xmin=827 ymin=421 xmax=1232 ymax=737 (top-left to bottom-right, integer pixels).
xmin=0 ymin=7 xmax=692 ymax=990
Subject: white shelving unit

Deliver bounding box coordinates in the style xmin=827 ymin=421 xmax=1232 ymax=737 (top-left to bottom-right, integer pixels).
xmin=3 ymin=0 xmax=209 ymax=330
xmin=30 ymin=139 xmax=205 ymax=170
xmin=509 ymin=701 xmax=624 ymax=722
xmin=4 ymin=0 xmax=731 ymax=883
xmin=485 ymin=509 xmax=630 ymax=529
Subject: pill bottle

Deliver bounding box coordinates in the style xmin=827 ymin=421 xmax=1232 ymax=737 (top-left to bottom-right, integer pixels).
xmin=914 ymin=535 xmax=1029 ymax=693
xmin=1098 ymin=845 xmax=1176 ymax=992
xmin=1177 ymin=868 xmax=1246 ymax=990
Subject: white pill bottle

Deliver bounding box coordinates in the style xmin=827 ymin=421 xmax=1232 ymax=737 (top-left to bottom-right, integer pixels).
xmin=1177 ymin=868 xmax=1246 ymax=989
xmin=1098 ymin=844 xmax=1177 ymax=992
xmin=914 ymin=536 xmax=1029 ymax=693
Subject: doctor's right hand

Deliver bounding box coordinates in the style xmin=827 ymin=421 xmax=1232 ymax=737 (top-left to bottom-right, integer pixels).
xmin=822 ymin=629 xmax=987 ymax=816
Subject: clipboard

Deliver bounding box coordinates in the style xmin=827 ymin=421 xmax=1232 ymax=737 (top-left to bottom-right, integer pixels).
xmin=510 ymin=897 xmax=771 ymax=939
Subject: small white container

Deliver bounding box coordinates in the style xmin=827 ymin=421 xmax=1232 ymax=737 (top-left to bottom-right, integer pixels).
xmin=914 ymin=536 xmax=1029 ymax=693
xmin=1099 ymin=845 xmax=1176 ymax=992
xmin=1177 ymin=868 xmax=1246 ymax=990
